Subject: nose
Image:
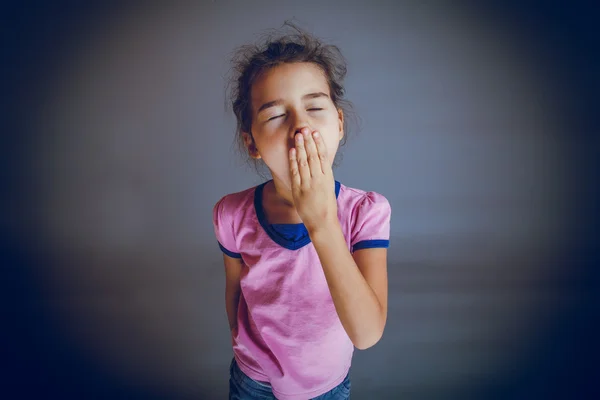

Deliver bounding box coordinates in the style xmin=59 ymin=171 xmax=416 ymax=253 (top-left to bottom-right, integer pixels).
xmin=289 ymin=110 xmax=312 ymax=139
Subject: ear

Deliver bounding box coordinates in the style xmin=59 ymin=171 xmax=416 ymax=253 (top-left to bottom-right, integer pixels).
xmin=337 ymin=109 xmax=345 ymax=141
xmin=242 ymin=131 xmax=261 ymax=159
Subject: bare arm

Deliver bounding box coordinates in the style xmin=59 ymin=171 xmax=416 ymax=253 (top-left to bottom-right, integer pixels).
xmin=310 ymin=221 xmax=388 ymax=350
xmin=223 ymin=254 xmax=243 ymax=332
xmin=287 ymin=127 xmax=388 ymax=350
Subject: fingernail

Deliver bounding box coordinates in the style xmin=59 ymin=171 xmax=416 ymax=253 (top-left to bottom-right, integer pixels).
xmin=312 ymin=131 xmax=319 ymax=138
xmin=296 ymin=134 xmax=303 ymax=142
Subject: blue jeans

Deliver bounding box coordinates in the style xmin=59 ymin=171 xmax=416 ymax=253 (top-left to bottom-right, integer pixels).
xmin=229 ymin=358 xmax=351 ymax=399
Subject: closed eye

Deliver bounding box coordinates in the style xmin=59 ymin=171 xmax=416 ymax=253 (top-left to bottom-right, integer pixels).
xmin=267 ymin=108 xmax=322 ymax=122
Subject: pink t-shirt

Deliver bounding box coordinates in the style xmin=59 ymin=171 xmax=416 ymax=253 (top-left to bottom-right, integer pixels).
xmin=212 ymin=180 xmax=391 ymax=400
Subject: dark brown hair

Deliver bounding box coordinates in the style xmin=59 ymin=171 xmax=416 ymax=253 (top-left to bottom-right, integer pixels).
xmin=226 ymin=21 xmax=358 ymax=173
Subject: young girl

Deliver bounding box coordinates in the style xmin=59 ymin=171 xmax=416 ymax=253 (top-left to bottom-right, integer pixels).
xmin=213 ymin=23 xmax=391 ymax=400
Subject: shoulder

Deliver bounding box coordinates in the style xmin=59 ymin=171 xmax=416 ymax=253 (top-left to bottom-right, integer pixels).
xmin=338 ymin=183 xmax=391 ymax=215
xmin=213 ymin=185 xmax=257 ymax=223
xmin=338 ymin=183 xmax=392 ymax=248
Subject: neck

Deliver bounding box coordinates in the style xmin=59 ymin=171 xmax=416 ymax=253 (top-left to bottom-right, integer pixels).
xmin=262 ymin=176 xmax=303 ymax=224
xmin=268 ymin=176 xmax=296 ymax=207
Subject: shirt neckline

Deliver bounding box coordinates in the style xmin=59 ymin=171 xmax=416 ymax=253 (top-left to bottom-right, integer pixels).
xmin=254 ymin=180 xmax=341 ymax=250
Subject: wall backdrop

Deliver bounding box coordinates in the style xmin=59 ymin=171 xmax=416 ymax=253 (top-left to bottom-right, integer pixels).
xmin=4 ymin=2 xmax=597 ymax=399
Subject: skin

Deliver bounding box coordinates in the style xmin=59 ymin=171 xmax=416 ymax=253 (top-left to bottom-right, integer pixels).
xmin=225 ymin=61 xmax=388 ymax=350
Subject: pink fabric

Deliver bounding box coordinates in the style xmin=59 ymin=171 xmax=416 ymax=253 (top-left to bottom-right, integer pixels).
xmin=213 ymin=182 xmax=391 ymax=399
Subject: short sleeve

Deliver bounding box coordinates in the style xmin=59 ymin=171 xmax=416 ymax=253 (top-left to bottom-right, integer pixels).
xmin=350 ymin=192 xmax=391 ymax=252
xmin=212 ymin=196 xmax=242 ymax=259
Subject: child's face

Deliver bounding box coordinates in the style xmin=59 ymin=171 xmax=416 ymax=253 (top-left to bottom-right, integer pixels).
xmin=244 ymin=62 xmax=344 ymax=191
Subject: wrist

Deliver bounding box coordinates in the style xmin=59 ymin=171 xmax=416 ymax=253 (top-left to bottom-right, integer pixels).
xmin=307 ymin=216 xmax=341 ymax=239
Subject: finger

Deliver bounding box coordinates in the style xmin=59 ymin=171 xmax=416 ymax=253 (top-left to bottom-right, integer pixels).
xmin=311 ymin=131 xmax=331 ymax=175
xmin=289 ymin=147 xmax=301 ymax=191
xmin=295 ymin=133 xmax=311 ymax=186
xmin=304 ymin=130 xmax=322 ymax=175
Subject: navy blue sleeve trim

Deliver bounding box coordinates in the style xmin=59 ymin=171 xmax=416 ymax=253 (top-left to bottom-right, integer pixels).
xmin=218 ymin=242 xmax=242 ymax=259
xmin=352 ymin=239 xmax=389 ymax=252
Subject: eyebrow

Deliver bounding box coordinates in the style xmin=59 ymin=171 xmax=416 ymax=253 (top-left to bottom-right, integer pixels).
xmin=257 ymin=92 xmax=329 ymax=114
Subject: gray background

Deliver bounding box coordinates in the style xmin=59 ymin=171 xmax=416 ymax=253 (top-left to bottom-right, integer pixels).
xmin=4 ymin=1 xmax=597 ymax=399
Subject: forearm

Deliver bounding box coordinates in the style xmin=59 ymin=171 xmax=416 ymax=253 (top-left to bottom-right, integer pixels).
xmin=309 ymin=220 xmax=385 ymax=349
xmin=225 ymin=286 xmax=241 ymax=332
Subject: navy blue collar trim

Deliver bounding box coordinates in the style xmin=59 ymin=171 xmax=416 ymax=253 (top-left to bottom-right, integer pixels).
xmin=254 ymin=180 xmax=341 ymax=251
